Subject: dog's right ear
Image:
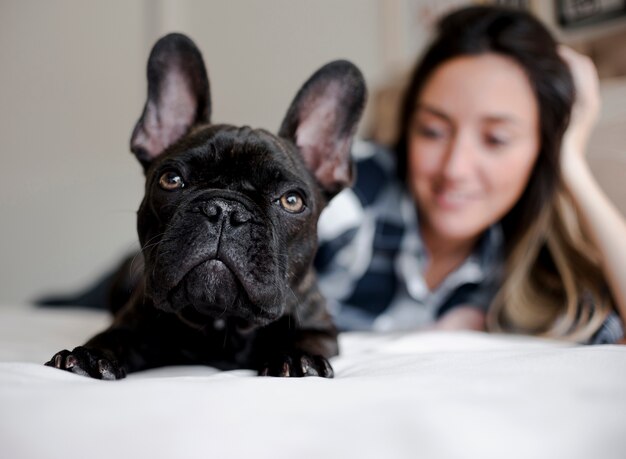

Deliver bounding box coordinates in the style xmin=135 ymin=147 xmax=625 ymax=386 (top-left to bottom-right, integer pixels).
xmin=278 ymin=60 xmax=366 ymax=199
xmin=130 ymin=33 xmax=211 ymax=171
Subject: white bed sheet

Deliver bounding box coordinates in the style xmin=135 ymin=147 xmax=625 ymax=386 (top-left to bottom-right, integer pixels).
xmin=1 ymin=304 xmax=625 ymax=459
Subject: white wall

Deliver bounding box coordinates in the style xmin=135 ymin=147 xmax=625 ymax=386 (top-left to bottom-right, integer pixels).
xmin=0 ymin=0 xmax=389 ymax=303
xmin=0 ymin=1 xmax=146 ymax=303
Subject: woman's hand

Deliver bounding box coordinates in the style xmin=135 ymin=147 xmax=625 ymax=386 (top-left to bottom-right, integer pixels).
xmin=557 ymin=46 xmax=626 ymax=324
xmin=434 ymin=306 xmax=486 ymax=331
xmin=558 ymin=46 xmax=601 ymax=174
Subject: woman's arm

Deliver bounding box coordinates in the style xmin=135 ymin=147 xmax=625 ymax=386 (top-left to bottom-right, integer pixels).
xmin=559 ymin=46 xmax=626 ymax=320
xmin=434 ymin=306 xmax=486 ymax=331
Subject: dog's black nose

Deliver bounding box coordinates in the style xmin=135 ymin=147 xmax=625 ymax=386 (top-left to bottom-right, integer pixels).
xmin=204 ymin=203 xmax=221 ymax=222
xmin=200 ymin=199 xmax=252 ymax=227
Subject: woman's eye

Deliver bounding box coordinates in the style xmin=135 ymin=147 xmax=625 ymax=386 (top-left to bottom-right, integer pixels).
xmin=416 ymin=124 xmax=447 ymax=140
xmin=158 ymin=171 xmax=185 ymax=191
xmin=278 ymin=191 xmax=305 ymax=213
xmin=485 ymin=135 xmax=509 ymax=147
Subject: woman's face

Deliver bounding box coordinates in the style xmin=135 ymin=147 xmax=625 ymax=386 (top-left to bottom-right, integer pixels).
xmin=408 ymin=53 xmax=540 ymax=245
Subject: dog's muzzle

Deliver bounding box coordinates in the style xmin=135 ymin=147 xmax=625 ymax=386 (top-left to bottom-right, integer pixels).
xmin=149 ymin=193 xmax=284 ymax=324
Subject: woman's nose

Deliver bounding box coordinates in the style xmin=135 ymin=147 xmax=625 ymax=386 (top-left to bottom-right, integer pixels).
xmin=440 ymin=131 xmax=476 ymax=180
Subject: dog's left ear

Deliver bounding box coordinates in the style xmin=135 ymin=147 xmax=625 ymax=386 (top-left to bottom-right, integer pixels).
xmin=279 ymin=60 xmax=367 ymax=198
xmin=130 ymin=33 xmax=211 ymax=171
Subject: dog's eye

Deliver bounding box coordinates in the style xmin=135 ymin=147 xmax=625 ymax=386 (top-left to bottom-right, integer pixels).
xmin=158 ymin=171 xmax=185 ymax=191
xmin=278 ymin=191 xmax=305 ymax=213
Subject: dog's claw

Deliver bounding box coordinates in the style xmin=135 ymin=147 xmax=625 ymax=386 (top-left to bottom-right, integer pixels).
xmin=300 ymin=355 xmax=319 ymax=376
xmin=258 ymin=352 xmax=333 ymax=378
xmin=65 ymin=355 xmax=77 ymax=369
xmin=45 ymin=347 xmax=125 ymax=380
xmin=97 ymin=359 xmax=125 ymax=380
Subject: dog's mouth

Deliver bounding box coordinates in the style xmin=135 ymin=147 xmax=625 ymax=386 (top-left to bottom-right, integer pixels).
xmin=177 ymin=305 xmax=256 ymax=333
xmin=168 ymin=258 xmax=239 ymax=313
xmin=163 ymin=257 xmax=282 ymax=326
xmin=177 ymin=305 xmax=213 ymax=329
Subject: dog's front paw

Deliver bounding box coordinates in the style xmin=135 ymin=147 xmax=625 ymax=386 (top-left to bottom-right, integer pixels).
xmin=258 ymin=352 xmax=334 ymax=378
xmin=45 ymin=347 xmax=126 ymax=380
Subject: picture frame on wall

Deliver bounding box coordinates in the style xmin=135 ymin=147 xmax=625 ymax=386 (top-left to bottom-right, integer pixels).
xmin=557 ymin=0 xmax=626 ymax=29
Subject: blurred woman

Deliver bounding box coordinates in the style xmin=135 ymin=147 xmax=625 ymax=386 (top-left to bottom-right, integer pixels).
xmin=315 ymin=5 xmax=626 ymax=343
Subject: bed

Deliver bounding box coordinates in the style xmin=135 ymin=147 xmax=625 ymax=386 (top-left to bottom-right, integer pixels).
xmin=1 ymin=304 xmax=625 ymax=459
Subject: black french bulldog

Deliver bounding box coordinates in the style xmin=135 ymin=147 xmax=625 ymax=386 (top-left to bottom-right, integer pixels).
xmin=45 ymin=33 xmax=366 ymax=379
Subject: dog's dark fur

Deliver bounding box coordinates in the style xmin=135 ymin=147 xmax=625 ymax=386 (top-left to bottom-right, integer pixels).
xmin=45 ymin=33 xmax=366 ymax=379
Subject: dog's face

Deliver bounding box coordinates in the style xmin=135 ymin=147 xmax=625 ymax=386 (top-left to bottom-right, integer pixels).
xmin=137 ymin=125 xmax=326 ymax=327
xmin=129 ymin=34 xmax=365 ymax=328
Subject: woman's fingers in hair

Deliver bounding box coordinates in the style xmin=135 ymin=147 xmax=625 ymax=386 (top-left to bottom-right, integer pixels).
xmin=558 ymin=45 xmax=601 ymax=156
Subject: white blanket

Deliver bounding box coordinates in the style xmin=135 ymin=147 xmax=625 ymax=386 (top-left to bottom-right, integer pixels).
xmin=1 ymin=305 xmax=625 ymax=459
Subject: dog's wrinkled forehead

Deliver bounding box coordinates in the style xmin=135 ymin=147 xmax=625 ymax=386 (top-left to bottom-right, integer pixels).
xmin=150 ymin=124 xmax=312 ymax=192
